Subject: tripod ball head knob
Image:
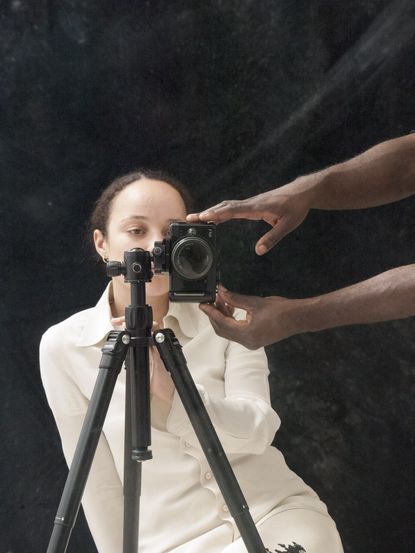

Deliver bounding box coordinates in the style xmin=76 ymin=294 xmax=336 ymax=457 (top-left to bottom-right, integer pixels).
xmin=106 ymin=260 xmax=126 ymax=277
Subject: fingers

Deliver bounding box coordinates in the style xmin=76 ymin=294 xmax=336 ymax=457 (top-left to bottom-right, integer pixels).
xmin=186 ymin=213 xmax=204 ymax=222
xmin=199 ymin=286 xmax=262 ymax=347
xmin=214 ymin=291 xmax=235 ymax=317
xmin=111 ymin=316 xmax=125 ymax=328
xmin=215 ymin=285 xmax=257 ymax=311
xmin=199 ymin=303 xmax=249 ymax=343
xmin=187 ymin=199 xmax=261 ymax=224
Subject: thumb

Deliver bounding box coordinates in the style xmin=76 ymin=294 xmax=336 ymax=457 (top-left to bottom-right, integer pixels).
xmin=255 ymin=218 xmax=293 ymax=255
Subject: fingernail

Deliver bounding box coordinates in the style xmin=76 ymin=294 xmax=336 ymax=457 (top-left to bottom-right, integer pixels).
xmin=257 ymin=245 xmax=267 ymax=255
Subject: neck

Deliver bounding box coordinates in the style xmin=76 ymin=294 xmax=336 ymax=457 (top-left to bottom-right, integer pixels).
xmin=146 ymin=292 xmax=170 ymax=326
xmin=110 ymin=279 xmax=169 ymax=325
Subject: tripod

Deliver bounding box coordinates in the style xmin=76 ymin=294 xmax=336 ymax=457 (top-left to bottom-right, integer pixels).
xmin=46 ymin=248 xmax=267 ymax=553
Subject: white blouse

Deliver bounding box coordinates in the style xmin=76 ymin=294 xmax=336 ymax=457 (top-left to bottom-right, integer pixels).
xmin=40 ymin=284 xmax=327 ymax=553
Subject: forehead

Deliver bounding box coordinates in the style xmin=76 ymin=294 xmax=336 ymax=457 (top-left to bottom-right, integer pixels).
xmin=110 ymin=178 xmax=187 ymax=218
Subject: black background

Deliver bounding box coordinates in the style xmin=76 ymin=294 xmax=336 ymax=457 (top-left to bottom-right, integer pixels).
xmin=1 ymin=1 xmax=415 ymax=552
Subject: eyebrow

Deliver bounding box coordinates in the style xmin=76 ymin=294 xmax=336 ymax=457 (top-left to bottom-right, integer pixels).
xmin=120 ymin=215 xmax=182 ymax=224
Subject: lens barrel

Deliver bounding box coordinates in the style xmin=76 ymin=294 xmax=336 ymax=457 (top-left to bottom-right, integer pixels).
xmin=171 ymin=237 xmax=213 ymax=280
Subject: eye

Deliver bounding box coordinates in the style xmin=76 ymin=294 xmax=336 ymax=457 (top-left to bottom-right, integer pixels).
xmin=127 ymin=227 xmax=146 ymax=236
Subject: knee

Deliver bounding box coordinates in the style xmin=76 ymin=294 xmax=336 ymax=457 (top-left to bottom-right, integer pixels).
xmin=258 ymin=510 xmax=343 ymax=553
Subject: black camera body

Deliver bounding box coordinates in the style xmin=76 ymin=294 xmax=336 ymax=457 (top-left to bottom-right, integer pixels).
xmin=153 ymin=222 xmax=217 ymax=302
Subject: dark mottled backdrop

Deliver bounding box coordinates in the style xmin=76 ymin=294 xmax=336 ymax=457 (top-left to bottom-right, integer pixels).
xmin=1 ymin=1 xmax=414 ymax=552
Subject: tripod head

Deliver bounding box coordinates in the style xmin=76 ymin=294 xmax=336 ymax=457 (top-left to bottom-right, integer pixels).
xmin=106 ymin=248 xmax=153 ymax=283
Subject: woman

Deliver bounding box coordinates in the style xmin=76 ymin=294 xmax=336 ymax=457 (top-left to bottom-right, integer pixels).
xmin=40 ymin=170 xmax=343 ymax=553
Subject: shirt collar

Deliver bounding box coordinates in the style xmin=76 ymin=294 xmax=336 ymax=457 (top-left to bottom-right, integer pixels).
xmin=76 ymin=282 xmax=204 ymax=347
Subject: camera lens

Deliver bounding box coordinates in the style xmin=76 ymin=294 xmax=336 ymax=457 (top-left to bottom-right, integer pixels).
xmin=171 ymin=237 xmax=213 ymax=280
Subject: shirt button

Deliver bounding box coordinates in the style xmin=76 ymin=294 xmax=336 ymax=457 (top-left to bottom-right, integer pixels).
xmin=184 ymin=441 xmax=191 ymax=448
xmin=204 ymin=471 xmax=212 ymax=480
xmin=221 ymin=504 xmax=229 ymax=513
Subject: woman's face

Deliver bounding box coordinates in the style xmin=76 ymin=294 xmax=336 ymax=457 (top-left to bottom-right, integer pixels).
xmin=94 ymin=178 xmax=187 ymax=297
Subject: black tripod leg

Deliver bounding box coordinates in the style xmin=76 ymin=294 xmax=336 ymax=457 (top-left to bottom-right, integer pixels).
xmin=47 ymin=331 xmax=129 ymax=553
xmin=153 ymin=329 xmax=267 ymax=553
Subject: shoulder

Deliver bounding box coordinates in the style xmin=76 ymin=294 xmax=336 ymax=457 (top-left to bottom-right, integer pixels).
xmin=41 ymin=284 xmax=111 ymax=355
xmin=40 ymin=306 xmax=95 ymax=355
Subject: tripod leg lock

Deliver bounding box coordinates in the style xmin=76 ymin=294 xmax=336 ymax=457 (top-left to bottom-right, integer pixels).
xmin=99 ymin=331 xmax=131 ymax=371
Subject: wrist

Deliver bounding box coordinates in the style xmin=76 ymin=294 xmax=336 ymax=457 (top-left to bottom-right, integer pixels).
xmin=291 ymin=169 xmax=331 ymax=211
xmin=290 ymin=295 xmax=334 ymax=335
xmin=277 ymin=297 xmax=318 ymax=337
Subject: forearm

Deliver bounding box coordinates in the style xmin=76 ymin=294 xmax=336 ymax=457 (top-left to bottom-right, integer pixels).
xmin=295 ymin=264 xmax=415 ymax=333
xmin=166 ymin=344 xmax=280 ymax=454
xmin=296 ymin=133 xmax=415 ymax=210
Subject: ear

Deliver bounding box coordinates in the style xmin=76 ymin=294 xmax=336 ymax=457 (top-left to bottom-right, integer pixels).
xmin=93 ymin=229 xmax=107 ymax=260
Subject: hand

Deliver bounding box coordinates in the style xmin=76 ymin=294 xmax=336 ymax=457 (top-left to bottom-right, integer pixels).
xmin=187 ymin=178 xmax=316 ymax=254
xmin=111 ymin=317 xmax=174 ymax=403
xmin=213 ymin=286 xmax=235 ymax=318
xmin=111 ymin=316 xmax=126 ymax=328
xmin=199 ymin=286 xmax=303 ymax=349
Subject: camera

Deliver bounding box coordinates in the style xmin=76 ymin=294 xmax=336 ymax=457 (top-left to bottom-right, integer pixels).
xmin=152 ymin=222 xmax=217 ymax=302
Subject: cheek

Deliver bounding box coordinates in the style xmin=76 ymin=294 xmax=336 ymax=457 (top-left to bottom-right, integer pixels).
xmin=106 ymin=233 xmax=141 ymax=258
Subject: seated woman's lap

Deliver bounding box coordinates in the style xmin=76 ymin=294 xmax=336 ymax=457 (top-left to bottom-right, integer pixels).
xmin=222 ymin=508 xmax=344 ymax=553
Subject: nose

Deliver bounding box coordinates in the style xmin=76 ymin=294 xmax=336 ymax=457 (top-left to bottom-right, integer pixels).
xmin=141 ymin=231 xmax=163 ymax=260
xmin=148 ymin=231 xmax=164 ymax=248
